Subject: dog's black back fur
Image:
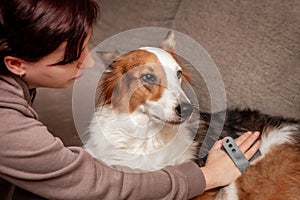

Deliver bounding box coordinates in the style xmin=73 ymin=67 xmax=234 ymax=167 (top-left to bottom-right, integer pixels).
xmin=195 ymin=108 xmax=300 ymax=166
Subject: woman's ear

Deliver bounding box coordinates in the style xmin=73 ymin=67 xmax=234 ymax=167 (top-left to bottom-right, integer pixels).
xmin=3 ymin=56 xmax=26 ymax=76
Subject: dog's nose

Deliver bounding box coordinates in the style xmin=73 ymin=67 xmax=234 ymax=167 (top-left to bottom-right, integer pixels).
xmin=175 ymin=103 xmax=193 ymax=120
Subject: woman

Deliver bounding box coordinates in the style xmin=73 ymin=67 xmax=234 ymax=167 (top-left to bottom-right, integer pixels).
xmin=0 ymin=0 xmax=260 ymax=199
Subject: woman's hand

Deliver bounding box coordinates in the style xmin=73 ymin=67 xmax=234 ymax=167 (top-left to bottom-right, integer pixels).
xmin=201 ymin=131 xmax=261 ymax=190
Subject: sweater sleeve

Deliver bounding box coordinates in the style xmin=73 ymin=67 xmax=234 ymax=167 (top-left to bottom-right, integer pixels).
xmin=0 ymin=108 xmax=206 ymax=200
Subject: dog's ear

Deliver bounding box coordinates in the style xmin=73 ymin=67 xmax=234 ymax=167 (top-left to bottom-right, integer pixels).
xmin=97 ymin=50 xmax=121 ymax=73
xmin=160 ymin=31 xmax=175 ymax=52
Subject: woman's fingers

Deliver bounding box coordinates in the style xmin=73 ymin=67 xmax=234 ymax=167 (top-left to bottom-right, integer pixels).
xmin=236 ymin=131 xmax=260 ymax=153
xmin=211 ymin=131 xmax=261 ymax=161
xmin=235 ymin=131 xmax=253 ymax=146
xmin=244 ymin=140 xmax=261 ymax=160
xmin=250 ymin=155 xmax=263 ymax=165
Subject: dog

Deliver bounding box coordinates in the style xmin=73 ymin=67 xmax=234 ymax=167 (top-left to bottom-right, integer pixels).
xmin=85 ymin=32 xmax=199 ymax=171
xmin=84 ymin=31 xmax=300 ymax=199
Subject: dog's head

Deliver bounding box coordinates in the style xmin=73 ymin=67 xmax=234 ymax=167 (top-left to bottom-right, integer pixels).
xmin=98 ymin=31 xmax=193 ymax=125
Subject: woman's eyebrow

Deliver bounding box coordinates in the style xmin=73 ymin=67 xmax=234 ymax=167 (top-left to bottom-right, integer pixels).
xmin=47 ymin=34 xmax=91 ymax=66
xmin=47 ymin=55 xmax=80 ymax=66
xmin=47 ymin=48 xmax=84 ymax=66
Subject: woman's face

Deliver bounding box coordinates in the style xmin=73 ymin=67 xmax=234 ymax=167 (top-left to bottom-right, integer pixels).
xmin=22 ymin=34 xmax=94 ymax=89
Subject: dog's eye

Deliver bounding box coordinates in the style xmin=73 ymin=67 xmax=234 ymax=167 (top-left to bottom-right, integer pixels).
xmin=141 ymin=74 xmax=157 ymax=84
xmin=177 ymin=70 xmax=182 ymax=79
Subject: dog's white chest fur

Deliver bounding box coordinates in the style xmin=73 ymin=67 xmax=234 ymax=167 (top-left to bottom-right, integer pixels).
xmin=85 ymin=106 xmax=198 ymax=171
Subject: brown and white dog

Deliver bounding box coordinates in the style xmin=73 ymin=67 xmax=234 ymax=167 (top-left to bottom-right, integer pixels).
xmin=85 ymin=32 xmax=199 ymax=171
xmin=84 ymin=32 xmax=300 ymax=199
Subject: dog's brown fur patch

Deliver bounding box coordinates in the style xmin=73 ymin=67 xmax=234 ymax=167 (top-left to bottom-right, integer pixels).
xmin=235 ymin=143 xmax=300 ymax=200
xmin=99 ymin=49 xmax=167 ymax=113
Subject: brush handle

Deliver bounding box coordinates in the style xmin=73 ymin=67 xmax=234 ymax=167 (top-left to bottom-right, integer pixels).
xmin=222 ymin=136 xmax=250 ymax=173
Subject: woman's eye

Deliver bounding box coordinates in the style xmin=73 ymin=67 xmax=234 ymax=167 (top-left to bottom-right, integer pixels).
xmin=177 ymin=70 xmax=182 ymax=79
xmin=141 ymin=74 xmax=157 ymax=84
xmin=67 ymin=60 xmax=77 ymax=65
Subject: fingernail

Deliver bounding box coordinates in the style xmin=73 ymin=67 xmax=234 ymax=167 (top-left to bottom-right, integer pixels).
xmin=254 ymin=131 xmax=260 ymax=136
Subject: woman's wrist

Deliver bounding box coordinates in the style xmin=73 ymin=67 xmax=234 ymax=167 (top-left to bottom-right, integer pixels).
xmin=200 ymin=166 xmax=217 ymax=191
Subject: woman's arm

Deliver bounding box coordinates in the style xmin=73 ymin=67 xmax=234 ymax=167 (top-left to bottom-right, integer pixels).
xmin=0 ymin=108 xmax=205 ymax=200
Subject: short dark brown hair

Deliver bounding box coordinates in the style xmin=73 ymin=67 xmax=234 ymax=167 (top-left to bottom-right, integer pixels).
xmin=0 ymin=0 xmax=99 ymax=74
